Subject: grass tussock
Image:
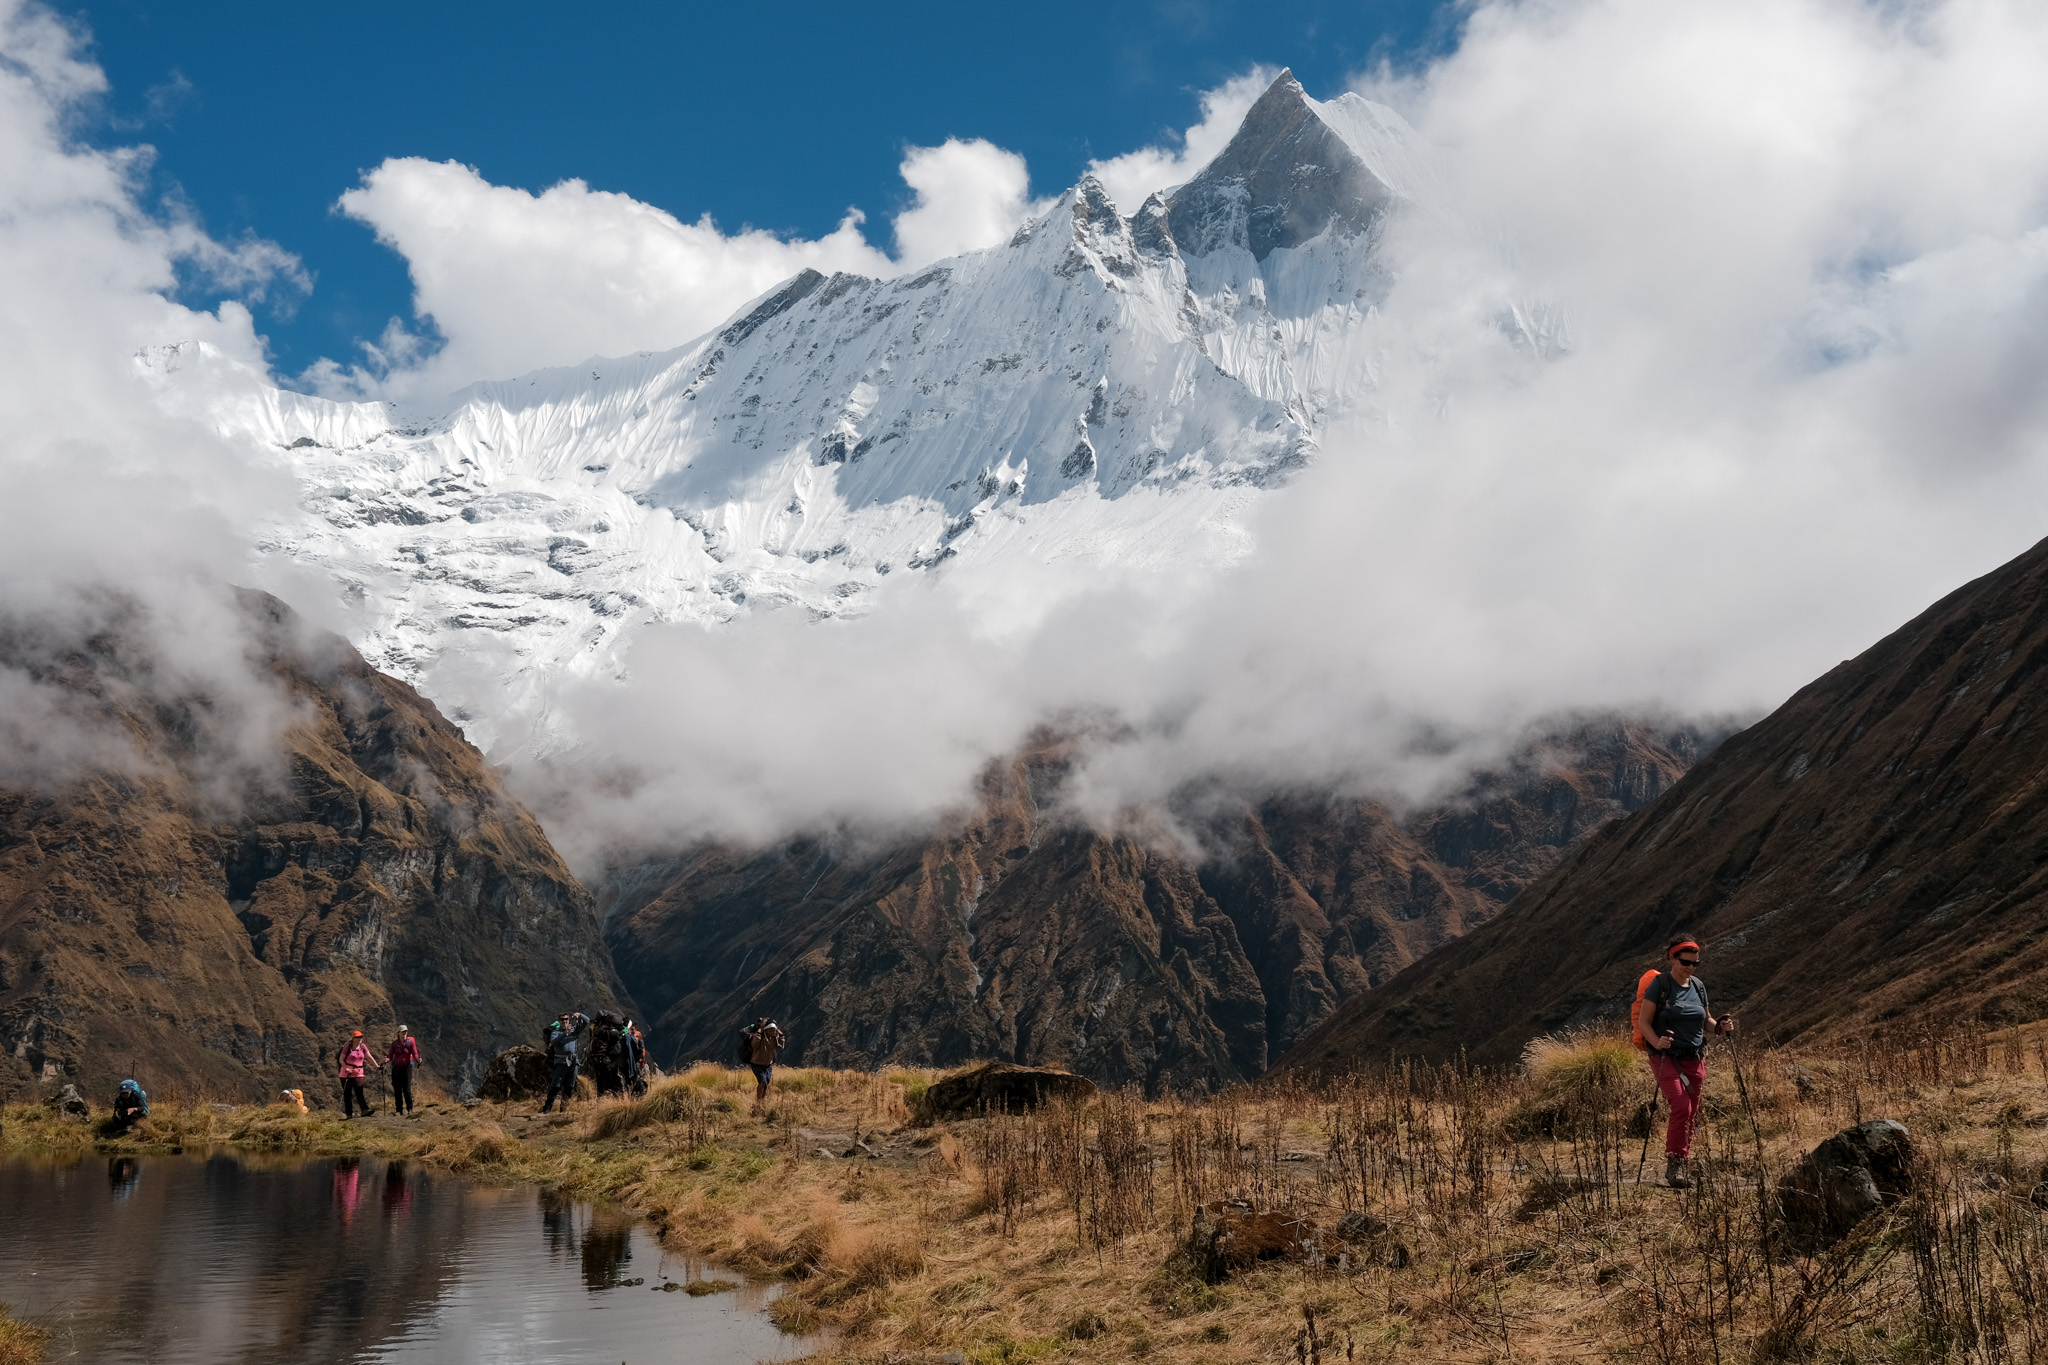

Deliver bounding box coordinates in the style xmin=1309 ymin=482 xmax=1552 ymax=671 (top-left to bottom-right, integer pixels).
xmin=0 ymin=1305 xmax=48 ymax=1365
xmin=583 ymin=1076 xmax=715 ymax=1142
xmin=1509 ymin=1028 xmax=1646 ymax=1139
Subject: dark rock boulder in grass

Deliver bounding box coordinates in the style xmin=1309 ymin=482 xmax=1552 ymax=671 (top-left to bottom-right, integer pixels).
xmin=1777 ymin=1120 xmax=1914 ymax=1239
xmin=0 ymin=589 xmax=625 ymax=1105
xmin=920 ymin=1062 xmax=1097 ymax=1120
xmin=1280 ymin=534 xmax=2048 ymax=1074
xmin=479 ymin=1046 xmax=553 ymax=1103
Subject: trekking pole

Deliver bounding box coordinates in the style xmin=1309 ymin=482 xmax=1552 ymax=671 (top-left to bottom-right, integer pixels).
xmin=1635 ymin=1086 xmax=1660 ymax=1184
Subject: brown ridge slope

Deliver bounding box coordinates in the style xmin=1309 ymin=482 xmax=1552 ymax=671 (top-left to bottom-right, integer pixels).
xmin=1281 ymin=535 xmax=2048 ymax=1073
xmin=0 ymin=589 xmax=623 ymax=1104
xmin=604 ymin=719 xmax=1709 ymax=1092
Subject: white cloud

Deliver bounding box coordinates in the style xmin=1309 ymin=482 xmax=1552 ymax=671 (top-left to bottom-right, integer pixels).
xmin=315 ymin=162 xmax=894 ymax=397
xmin=1086 ymin=66 xmax=1278 ymax=214
xmin=0 ymin=0 xmax=315 ymax=794
xmin=315 ymin=135 xmax=1054 ymax=398
xmin=892 ymin=137 xmax=1046 ymax=268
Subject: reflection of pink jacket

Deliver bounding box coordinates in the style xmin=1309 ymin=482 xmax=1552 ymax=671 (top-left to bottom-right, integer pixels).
xmin=338 ymin=1042 xmax=374 ymax=1079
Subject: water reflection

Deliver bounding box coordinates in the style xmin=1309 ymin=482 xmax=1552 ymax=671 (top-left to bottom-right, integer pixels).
xmin=0 ymin=1152 xmax=818 ymax=1364
xmin=541 ymin=1188 xmax=636 ymax=1292
xmin=383 ymin=1161 xmax=413 ymax=1217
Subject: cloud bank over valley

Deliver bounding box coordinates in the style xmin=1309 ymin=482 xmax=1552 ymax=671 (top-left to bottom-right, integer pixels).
xmin=4 ymin=0 xmax=2048 ymax=869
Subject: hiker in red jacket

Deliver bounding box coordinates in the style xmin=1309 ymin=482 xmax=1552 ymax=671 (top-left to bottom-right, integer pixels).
xmin=338 ymin=1031 xmax=381 ymax=1118
xmin=1634 ymin=934 xmax=1736 ymax=1188
xmin=387 ymin=1027 xmax=422 ymax=1117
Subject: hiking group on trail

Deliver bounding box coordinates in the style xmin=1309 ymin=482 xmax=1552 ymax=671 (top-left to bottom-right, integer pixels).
xmin=540 ymin=1010 xmax=651 ymax=1112
xmin=1632 ymin=932 xmax=1738 ymax=1189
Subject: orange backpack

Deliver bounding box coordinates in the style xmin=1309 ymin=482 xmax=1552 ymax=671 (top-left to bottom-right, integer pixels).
xmin=1630 ymin=968 xmax=1666 ymax=1050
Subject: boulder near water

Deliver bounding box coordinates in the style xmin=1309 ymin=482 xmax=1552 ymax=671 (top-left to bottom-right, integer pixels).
xmin=1777 ymin=1119 xmax=1914 ymax=1238
xmin=479 ymin=1046 xmax=551 ymax=1103
xmin=48 ymin=1083 xmax=89 ymax=1120
xmin=919 ymin=1062 xmax=1096 ymax=1119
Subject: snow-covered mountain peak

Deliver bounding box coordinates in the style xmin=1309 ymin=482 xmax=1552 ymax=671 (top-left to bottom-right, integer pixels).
xmin=1164 ymin=70 xmax=1426 ymax=261
xmin=171 ymin=74 xmax=1441 ymax=753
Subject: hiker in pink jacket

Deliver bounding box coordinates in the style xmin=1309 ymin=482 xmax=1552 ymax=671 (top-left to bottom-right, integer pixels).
xmin=338 ymin=1030 xmax=381 ymax=1119
xmin=386 ymin=1027 xmax=422 ymax=1117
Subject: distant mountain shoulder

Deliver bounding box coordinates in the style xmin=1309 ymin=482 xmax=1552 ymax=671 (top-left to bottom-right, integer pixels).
xmin=1280 ymin=535 xmax=2048 ymax=1073
xmin=0 ymin=589 xmax=623 ymax=1104
xmin=602 ymin=719 xmax=1711 ymax=1092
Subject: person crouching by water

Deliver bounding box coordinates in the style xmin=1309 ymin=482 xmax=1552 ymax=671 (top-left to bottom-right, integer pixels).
xmin=740 ymin=1016 xmax=787 ymax=1108
xmin=1634 ymin=933 xmax=1736 ymax=1188
xmin=110 ymin=1079 xmax=149 ymax=1131
xmin=387 ymin=1026 xmax=422 ymax=1117
xmin=338 ymin=1030 xmax=381 ymax=1118
xmin=541 ymin=1012 xmax=588 ymax=1113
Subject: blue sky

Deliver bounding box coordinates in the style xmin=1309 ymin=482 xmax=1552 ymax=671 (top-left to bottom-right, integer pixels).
xmin=55 ymin=0 xmax=1450 ymax=377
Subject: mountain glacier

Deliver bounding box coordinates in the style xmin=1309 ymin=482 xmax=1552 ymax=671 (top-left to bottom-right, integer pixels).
xmin=153 ymin=72 xmax=1442 ymax=752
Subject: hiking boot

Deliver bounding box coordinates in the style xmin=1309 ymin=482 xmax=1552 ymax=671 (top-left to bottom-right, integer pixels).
xmin=1665 ymin=1157 xmax=1692 ymax=1189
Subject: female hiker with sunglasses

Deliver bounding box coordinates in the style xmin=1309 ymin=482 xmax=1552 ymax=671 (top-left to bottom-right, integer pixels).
xmin=1634 ymin=933 xmax=1736 ymax=1188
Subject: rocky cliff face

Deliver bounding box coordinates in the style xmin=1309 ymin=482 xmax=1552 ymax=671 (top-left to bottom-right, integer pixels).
xmin=0 ymin=589 xmax=623 ymax=1105
xmin=1282 ymin=535 xmax=2048 ymax=1073
xmin=603 ymin=720 xmax=1708 ymax=1092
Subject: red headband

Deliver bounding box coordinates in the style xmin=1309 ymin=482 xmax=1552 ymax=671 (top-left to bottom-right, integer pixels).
xmin=1669 ymin=940 xmax=1700 ymax=957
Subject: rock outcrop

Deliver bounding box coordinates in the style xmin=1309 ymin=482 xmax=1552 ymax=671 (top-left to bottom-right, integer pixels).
xmin=0 ymin=589 xmax=624 ymax=1104
xmin=920 ymin=1062 xmax=1097 ymax=1119
xmin=1777 ymin=1120 xmax=1914 ymax=1239
xmin=1282 ymin=535 xmax=2048 ymax=1072
xmin=605 ymin=719 xmax=1709 ymax=1092
xmin=478 ymin=1046 xmax=552 ymax=1103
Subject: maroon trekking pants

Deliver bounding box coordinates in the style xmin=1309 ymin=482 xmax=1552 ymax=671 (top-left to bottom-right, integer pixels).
xmin=1649 ymin=1054 xmax=1706 ymax=1157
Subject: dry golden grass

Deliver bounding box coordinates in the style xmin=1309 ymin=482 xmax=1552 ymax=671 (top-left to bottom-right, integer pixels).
xmin=0 ymin=1306 xmax=46 ymax=1365
xmin=8 ymin=1027 xmax=2048 ymax=1363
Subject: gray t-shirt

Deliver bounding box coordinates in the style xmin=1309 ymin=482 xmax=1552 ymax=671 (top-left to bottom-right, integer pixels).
xmin=1644 ymin=974 xmax=1711 ymax=1060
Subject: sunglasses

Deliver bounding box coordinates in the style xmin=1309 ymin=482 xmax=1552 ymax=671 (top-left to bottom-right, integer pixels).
xmin=1675 ymin=956 xmax=1700 ymax=966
